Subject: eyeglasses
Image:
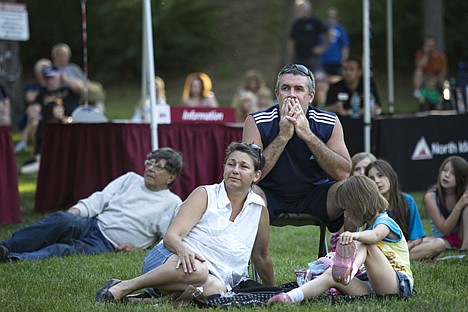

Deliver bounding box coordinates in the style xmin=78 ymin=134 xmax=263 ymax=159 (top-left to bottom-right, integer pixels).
xmin=279 ymin=64 xmax=313 ymax=81
xmin=144 ymin=160 xmax=167 ymax=170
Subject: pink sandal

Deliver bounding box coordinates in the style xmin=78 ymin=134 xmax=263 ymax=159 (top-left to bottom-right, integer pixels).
xmin=332 ymin=241 xmax=357 ymax=285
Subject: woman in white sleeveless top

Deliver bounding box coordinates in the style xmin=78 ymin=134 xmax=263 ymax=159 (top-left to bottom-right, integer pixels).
xmin=96 ymin=142 xmax=275 ymax=305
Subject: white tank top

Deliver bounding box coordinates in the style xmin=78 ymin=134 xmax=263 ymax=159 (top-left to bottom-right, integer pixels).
xmin=182 ymin=182 xmax=265 ymax=289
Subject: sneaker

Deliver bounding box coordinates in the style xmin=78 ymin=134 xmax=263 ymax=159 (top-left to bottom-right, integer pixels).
xmin=0 ymin=245 xmax=11 ymax=263
xmin=14 ymin=141 xmax=27 ymax=153
xmin=332 ymin=241 xmax=357 ymax=285
xmin=267 ymin=293 xmax=293 ymax=305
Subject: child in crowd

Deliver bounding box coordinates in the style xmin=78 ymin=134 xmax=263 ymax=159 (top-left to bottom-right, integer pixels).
xmin=351 ymin=152 xmax=377 ymax=177
xmin=417 ymin=75 xmax=443 ymax=111
xmin=131 ymin=76 xmax=168 ymax=123
xmin=424 ymin=156 xmax=468 ymax=251
xmin=267 ymin=176 xmax=413 ymax=305
xmin=256 ymin=87 xmax=274 ymax=111
xmin=232 ymin=90 xmax=257 ymax=122
xmin=366 ymin=160 xmax=445 ymax=260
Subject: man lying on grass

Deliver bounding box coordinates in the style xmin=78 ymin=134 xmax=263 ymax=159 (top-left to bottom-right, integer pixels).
xmin=0 ymin=148 xmax=183 ymax=263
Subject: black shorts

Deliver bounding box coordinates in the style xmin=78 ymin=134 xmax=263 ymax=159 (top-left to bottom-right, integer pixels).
xmin=262 ymin=182 xmax=344 ymax=232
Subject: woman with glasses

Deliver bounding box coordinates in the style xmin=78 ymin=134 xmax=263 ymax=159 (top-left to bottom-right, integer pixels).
xmin=0 ymin=148 xmax=183 ymax=263
xmin=243 ymin=63 xmax=353 ymax=236
xmin=96 ymin=142 xmax=275 ymax=306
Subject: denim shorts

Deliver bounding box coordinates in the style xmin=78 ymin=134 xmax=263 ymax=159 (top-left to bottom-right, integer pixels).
xmin=141 ymin=243 xmax=219 ymax=296
xmin=396 ymin=271 xmax=412 ymax=298
xmin=356 ymin=270 xmax=412 ymax=297
xmin=140 ymin=243 xmax=174 ymax=296
xmin=141 ymin=243 xmax=173 ymax=275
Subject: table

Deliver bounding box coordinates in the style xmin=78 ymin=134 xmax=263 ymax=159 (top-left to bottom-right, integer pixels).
xmin=35 ymin=113 xmax=468 ymax=212
xmin=0 ymin=126 xmax=21 ymax=224
xmin=35 ymin=123 xmax=242 ymax=212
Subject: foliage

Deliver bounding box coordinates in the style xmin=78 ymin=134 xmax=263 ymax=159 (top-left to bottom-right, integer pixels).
xmin=316 ymin=0 xmax=421 ymax=73
xmin=316 ymin=0 xmax=468 ymax=76
xmin=20 ymin=0 xmax=220 ymax=83
xmin=16 ymin=0 xmax=468 ymax=85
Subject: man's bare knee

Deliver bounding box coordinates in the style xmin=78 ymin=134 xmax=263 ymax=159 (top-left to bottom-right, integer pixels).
xmin=326 ymin=181 xmax=344 ymax=220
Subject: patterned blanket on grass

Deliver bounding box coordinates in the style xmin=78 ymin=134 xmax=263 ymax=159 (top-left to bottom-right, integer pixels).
xmin=192 ymin=280 xmax=407 ymax=308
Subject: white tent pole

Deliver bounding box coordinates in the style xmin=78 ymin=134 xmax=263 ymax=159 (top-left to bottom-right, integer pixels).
xmin=387 ymin=0 xmax=395 ymax=114
xmin=363 ymin=0 xmax=371 ymax=153
xmin=141 ymin=5 xmax=147 ymax=114
xmin=143 ymin=0 xmax=158 ymax=150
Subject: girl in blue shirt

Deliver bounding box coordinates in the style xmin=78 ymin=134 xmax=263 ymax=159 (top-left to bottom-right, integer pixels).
xmin=366 ymin=160 xmax=445 ymax=260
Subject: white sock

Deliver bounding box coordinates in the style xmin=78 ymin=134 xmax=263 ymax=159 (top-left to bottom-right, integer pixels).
xmin=287 ymin=288 xmax=304 ymax=303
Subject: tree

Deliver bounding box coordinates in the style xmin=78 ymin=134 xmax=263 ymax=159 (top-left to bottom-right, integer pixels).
xmin=0 ymin=0 xmax=25 ymax=125
xmin=423 ymin=0 xmax=444 ymax=51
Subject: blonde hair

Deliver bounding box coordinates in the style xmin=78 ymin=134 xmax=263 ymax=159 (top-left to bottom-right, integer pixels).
xmin=233 ymin=90 xmax=256 ymax=122
xmin=155 ymin=76 xmax=166 ymax=102
xmin=51 ymin=43 xmax=72 ymax=58
xmin=34 ymin=58 xmax=52 ymax=74
xmin=182 ymin=72 xmax=214 ymax=99
xmin=351 ymin=152 xmax=377 ymax=175
xmin=257 ymin=87 xmax=273 ymax=110
xmin=241 ymin=69 xmax=266 ymax=92
xmin=336 ymin=176 xmax=388 ymax=223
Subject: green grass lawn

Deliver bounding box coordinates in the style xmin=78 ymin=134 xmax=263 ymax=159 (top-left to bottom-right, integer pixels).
xmin=2 ymin=86 xmax=467 ymax=311
xmin=3 ymin=153 xmax=468 ymax=311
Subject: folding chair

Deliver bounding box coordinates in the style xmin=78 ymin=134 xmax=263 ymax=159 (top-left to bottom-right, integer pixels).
xmin=251 ymin=213 xmax=328 ymax=282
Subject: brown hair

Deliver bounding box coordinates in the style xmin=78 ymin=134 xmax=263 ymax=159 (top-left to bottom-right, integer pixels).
xmin=336 ymin=176 xmax=388 ymax=223
xmin=224 ymin=142 xmax=263 ymax=171
xmin=365 ymin=160 xmax=409 ymax=239
xmin=182 ymin=72 xmax=214 ymax=99
xmin=436 ymin=156 xmax=468 ymax=206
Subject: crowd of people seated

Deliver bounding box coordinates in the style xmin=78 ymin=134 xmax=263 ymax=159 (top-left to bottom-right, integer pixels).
xmin=2 ymin=4 xmax=467 ymax=308
xmin=10 ymin=43 xmax=106 ymax=174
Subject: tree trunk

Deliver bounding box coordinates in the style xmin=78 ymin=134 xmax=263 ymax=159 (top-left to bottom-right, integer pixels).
xmin=423 ymin=0 xmax=445 ymax=52
xmin=0 ymin=40 xmax=23 ymax=131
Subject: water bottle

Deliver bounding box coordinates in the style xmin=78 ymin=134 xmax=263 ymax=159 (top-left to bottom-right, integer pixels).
xmin=350 ymin=92 xmax=360 ymax=118
xmin=456 ymin=87 xmax=466 ymax=114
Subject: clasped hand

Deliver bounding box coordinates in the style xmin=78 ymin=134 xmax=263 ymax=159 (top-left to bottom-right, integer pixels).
xmin=280 ymin=97 xmax=310 ymax=139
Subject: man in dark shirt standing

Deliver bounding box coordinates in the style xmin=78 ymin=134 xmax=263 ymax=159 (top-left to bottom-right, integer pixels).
xmin=288 ymin=0 xmax=331 ymax=73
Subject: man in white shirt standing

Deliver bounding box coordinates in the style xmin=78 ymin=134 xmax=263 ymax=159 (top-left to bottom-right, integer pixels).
xmin=0 ymin=148 xmax=183 ymax=262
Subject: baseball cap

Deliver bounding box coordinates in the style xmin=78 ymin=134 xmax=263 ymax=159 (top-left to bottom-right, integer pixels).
xmin=43 ymin=67 xmax=60 ymax=78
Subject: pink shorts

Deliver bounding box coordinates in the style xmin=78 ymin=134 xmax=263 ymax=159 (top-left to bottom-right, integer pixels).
xmin=443 ymin=232 xmax=462 ymax=249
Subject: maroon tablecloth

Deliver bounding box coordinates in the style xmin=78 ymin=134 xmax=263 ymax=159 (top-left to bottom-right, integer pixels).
xmin=35 ymin=122 xmax=243 ymax=212
xmin=0 ymin=126 xmax=21 ymax=224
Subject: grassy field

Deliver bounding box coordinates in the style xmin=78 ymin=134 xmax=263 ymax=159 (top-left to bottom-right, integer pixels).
xmin=2 ymin=87 xmax=467 ymax=311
